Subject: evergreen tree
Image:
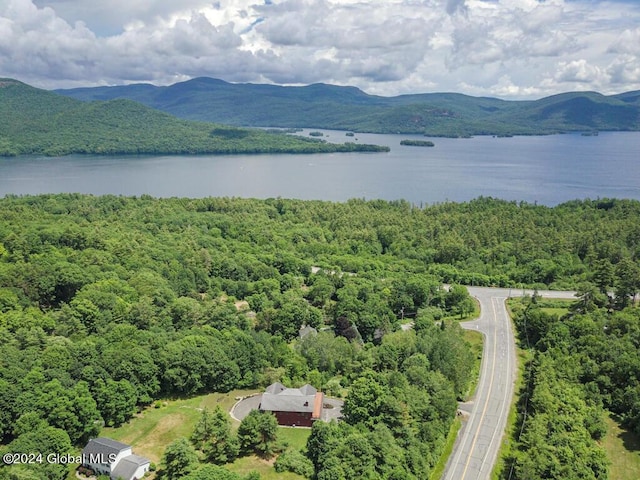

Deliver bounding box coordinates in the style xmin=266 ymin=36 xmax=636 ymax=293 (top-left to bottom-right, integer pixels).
xmin=237 ymin=410 xmax=278 ymax=457
xmin=197 ymin=407 xmax=240 ymax=464
xmin=163 ymin=437 xmax=199 ymax=480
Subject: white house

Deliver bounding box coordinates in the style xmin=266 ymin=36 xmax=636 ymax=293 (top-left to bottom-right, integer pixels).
xmin=82 ymin=437 xmax=150 ymax=480
xmin=111 ymin=454 xmax=151 ymax=480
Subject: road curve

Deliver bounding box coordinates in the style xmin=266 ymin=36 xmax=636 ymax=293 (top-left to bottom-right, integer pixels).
xmin=442 ymin=287 xmax=576 ymax=480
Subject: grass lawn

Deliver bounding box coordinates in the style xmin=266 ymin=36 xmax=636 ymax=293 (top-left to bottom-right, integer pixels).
xmin=227 ymin=427 xmax=311 ymax=480
xmin=538 ymin=298 xmax=573 ymax=317
xmin=507 ymin=297 xmax=574 ymax=321
xmin=602 ymin=415 xmax=640 ymax=480
xmin=539 ymin=306 xmax=571 ymax=316
xmin=277 ymin=427 xmax=312 ymax=451
xmin=534 ymin=298 xmax=574 ymax=317
xmin=100 ymin=389 xmax=312 ymax=479
xmin=102 ymin=389 xmax=258 ymax=464
xmin=228 ymin=455 xmax=303 ymax=480
xmin=463 ymin=329 xmax=484 ymax=400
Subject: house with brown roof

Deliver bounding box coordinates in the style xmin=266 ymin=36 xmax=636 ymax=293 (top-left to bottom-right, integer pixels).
xmin=259 ymin=382 xmax=324 ymax=427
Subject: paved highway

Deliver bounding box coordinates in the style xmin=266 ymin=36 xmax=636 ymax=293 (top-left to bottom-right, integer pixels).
xmin=442 ymin=287 xmax=576 ymax=480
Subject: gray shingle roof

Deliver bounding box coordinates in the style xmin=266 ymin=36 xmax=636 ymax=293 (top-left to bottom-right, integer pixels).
xmin=264 ymin=382 xmax=287 ymax=394
xmin=260 ymin=383 xmax=319 ymax=413
xmin=111 ymin=454 xmax=150 ymax=480
xmin=82 ymin=437 xmax=130 ymax=459
xmin=299 ymin=384 xmax=317 ymax=396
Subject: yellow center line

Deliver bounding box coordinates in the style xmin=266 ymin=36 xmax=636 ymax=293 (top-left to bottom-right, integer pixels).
xmin=480 ymin=298 xmax=511 ymax=474
xmin=459 ymin=297 xmax=498 ymax=480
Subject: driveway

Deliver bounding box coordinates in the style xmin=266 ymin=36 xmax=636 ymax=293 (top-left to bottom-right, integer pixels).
xmin=230 ymin=393 xmax=262 ymax=422
xmin=320 ymin=397 xmax=344 ymax=422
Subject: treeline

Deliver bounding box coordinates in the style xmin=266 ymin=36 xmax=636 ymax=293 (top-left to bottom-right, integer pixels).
xmin=2 ymin=195 xmax=639 ymax=293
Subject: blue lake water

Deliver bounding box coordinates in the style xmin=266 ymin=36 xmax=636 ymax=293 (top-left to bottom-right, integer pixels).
xmin=0 ymin=131 xmax=638 ymax=206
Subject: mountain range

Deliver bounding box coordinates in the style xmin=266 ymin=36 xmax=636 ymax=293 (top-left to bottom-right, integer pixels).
xmin=0 ymin=78 xmax=387 ymax=156
xmin=56 ymin=77 xmax=640 ymax=137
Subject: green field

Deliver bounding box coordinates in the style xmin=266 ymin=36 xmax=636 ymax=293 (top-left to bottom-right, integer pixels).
xmin=100 ymin=390 xmax=311 ymax=479
xmin=602 ymin=415 xmax=640 ymax=480
xmin=277 ymin=427 xmax=313 ymax=451
xmin=102 ymin=390 xmax=257 ymax=463
xmin=538 ymin=298 xmax=574 ymax=317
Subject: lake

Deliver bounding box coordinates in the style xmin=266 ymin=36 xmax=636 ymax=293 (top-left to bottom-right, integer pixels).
xmin=1 ymin=131 xmax=639 ymax=206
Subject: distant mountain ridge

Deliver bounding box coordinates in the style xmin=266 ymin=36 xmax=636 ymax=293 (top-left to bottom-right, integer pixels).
xmin=0 ymin=78 xmax=388 ymax=156
xmin=56 ymin=77 xmax=640 ymax=136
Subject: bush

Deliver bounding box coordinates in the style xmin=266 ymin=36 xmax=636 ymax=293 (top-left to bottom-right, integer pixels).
xmin=274 ymin=450 xmax=314 ymax=478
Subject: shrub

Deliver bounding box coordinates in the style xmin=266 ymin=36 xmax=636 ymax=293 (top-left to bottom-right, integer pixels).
xmin=274 ymin=450 xmax=314 ymax=478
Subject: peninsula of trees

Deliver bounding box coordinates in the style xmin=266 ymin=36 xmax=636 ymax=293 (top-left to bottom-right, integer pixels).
xmin=0 ymin=79 xmax=389 ymax=157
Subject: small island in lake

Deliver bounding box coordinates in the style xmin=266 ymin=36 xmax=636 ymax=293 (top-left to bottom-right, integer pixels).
xmin=400 ymin=139 xmax=435 ymax=147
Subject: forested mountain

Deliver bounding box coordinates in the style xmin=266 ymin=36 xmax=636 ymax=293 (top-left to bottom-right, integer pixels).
xmin=56 ymin=77 xmax=640 ymax=136
xmin=0 ymin=79 xmax=388 ymax=156
xmin=0 ymin=195 xmax=639 ymax=479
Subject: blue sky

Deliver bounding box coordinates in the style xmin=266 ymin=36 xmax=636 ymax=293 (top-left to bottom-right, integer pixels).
xmin=1 ymin=0 xmax=639 ymax=98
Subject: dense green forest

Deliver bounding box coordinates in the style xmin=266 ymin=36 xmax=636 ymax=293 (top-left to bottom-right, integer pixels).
xmin=0 ymin=194 xmax=639 ymax=479
xmin=57 ymin=77 xmax=640 ymax=136
xmin=0 ymin=79 xmax=388 ymax=156
xmin=501 ymin=289 xmax=640 ymax=479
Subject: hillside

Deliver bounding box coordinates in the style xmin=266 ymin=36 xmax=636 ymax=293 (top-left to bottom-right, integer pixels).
xmin=56 ymin=77 xmax=640 ymax=136
xmin=0 ymin=79 xmax=388 ymax=156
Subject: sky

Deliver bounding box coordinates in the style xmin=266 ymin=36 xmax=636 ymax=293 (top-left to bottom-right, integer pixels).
xmin=1 ymin=0 xmax=639 ymax=99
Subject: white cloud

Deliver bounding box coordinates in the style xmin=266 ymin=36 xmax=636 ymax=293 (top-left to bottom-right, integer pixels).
xmin=1 ymin=0 xmax=640 ymax=97
xmin=554 ymin=59 xmax=609 ymax=85
xmin=607 ymin=55 xmax=640 ymax=85
xmin=0 ymin=0 xmax=98 ymax=81
xmin=608 ymin=27 xmax=640 ymax=55
xmin=448 ymin=0 xmax=582 ymax=68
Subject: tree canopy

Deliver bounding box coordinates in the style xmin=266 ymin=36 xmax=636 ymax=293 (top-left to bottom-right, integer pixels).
xmin=0 ymin=194 xmax=638 ymax=478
